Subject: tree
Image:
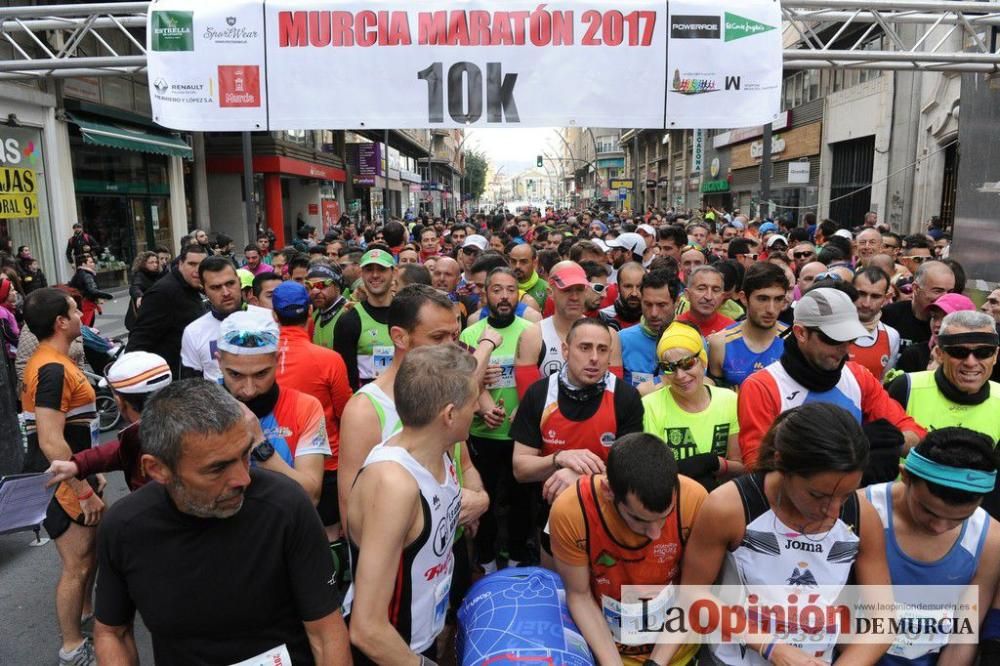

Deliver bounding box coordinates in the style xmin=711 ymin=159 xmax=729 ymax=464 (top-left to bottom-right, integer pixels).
xmin=462 ymin=149 xmax=489 ymax=204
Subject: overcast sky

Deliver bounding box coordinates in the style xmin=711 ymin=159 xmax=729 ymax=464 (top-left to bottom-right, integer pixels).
xmin=465 ymin=127 xmax=562 ymax=176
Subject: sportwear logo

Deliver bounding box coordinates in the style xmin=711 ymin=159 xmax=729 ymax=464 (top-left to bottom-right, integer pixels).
xmin=670 ymin=15 xmax=720 ymax=39
xmin=151 ymin=11 xmax=194 ymax=52
xmin=725 ymin=13 xmax=776 ymax=42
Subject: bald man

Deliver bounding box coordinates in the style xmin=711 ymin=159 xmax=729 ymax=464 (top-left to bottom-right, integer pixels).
xmin=433 ymin=256 xmax=476 ymax=327
xmin=795 ymin=261 xmax=827 ymax=300
xmin=855 ymin=227 xmax=883 ymax=265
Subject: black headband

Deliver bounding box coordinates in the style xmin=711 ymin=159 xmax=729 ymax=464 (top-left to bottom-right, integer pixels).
xmin=937 ymin=332 xmax=1000 ymax=347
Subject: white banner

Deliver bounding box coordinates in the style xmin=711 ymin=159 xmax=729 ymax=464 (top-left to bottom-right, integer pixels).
xmin=146 ymin=0 xmax=782 ymax=131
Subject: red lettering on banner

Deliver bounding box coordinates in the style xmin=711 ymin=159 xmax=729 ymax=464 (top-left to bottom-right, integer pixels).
xmin=469 ymin=10 xmax=491 ymax=45
xmin=309 ymin=11 xmax=330 ymax=47
xmin=388 ymin=12 xmax=412 ymax=45
xmin=418 ymin=11 xmax=448 ymax=45
xmin=332 ymin=11 xmax=354 ymax=46
xmin=447 ymin=11 xmax=470 ymax=46
xmin=278 ymin=11 xmax=307 ymax=47
xmin=356 ymin=10 xmax=376 ymax=47
xmin=492 ymin=12 xmax=513 ymax=45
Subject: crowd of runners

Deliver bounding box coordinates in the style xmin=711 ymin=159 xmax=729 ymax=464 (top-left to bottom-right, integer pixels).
xmin=12 ymin=205 xmax=1000 ymax=665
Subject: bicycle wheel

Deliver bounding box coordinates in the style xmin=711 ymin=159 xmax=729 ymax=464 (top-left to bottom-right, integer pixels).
xmin=96 ymin=392 xmax=121 ymax=432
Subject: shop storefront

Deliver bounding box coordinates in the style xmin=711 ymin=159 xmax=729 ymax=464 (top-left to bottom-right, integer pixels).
xmin=68 ymin=111 xmax=192 ymax=286
xmin=0 ymin=123 xmax=56 ymax=278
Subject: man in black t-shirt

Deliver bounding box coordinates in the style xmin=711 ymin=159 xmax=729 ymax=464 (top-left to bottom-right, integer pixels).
xmin=94 ymin=380 xmax=350 ymax=666
xmin=881 ymin=260 xmax=954 ymax=351
xmin=511 ymin=318 xmax=644 ymax=551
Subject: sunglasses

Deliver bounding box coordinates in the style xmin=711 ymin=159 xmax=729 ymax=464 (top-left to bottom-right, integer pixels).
xmin=222 ymin=330 xmax=278 ymax=349
xmin=812 ymin=271 xmax=843 ymax=282
xmin=590 ymin=283 xmax=607 ymax=294
xmin=941 ymin=345 xmax=998 ymax=360
xmin=305 ymin=279 xmax=335 ymax=290
xmin=807 ymin=327 xmax=845 ymax=346
xmin=461 ymin=246 xmax=481 ymax=255
xmin=740 ymin=253 xmax=759 ymax=261
xmin=793 ymin=250 xmax=815 ymax=259
xmin=906 ymin=255 xmax=931 ymax=264
xmin=659 ymin=355 xmax=699 ymax=374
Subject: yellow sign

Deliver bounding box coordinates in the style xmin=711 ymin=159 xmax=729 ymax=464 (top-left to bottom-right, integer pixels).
xmin=0 ymin=166 xmax=39 ymax=219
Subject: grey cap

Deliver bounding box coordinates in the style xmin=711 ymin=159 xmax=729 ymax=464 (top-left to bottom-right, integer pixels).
xmin=794 ymin=288 xmax=869 ymax=342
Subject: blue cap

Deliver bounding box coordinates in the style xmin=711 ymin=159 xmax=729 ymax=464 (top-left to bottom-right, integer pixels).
xmin=759 ymin=222 xmax=779 ymax=234
xmin=272 ymin=281 xmax=310 ymax=318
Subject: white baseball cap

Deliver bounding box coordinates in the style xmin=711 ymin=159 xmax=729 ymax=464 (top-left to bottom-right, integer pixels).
xmin=637 ymin=223 xmax=656 ymax=237
xmin=218 ymin=310 xmax=280 ymax=355
xmin=462 ymin=234 xmax=488 ymax=251
xmin=606 ymin=232 xmax=647 ymax=257
xmin=106 ymin=351 xmax=172 ymax=395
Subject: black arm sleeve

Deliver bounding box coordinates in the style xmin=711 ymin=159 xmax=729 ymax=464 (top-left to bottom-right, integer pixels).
xmin=614 ymin=382 xmax=645 ymax=436
xmin=285 ymin=482 xmax=344 ymax=621
xmin=508 ymin=381 xmax=546 ymax=448
xmin=886 ymin=374 xmax=910 ymax=409
xmin=35 ymin=363 xmax=66 ymax=411
xmin=332 ymin=309 xmax=362 ymax=391
xmin=94 ymin=514 xmax=137 ymax=627
xmin=124 ymin=288 xmax=170 ymax=355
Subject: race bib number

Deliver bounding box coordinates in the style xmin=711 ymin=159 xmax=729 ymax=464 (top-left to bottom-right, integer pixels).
xmin=488 ymin=355 xmax=516 ymax=389
xmin=373 ymin=345 xmax=394 ymax=376
xmin=229 ymin=644 xmax=292 ymax=666
xmin=887 ymin=605 xmax=952 ymax=660
xmin=433 ymin=575 xmax=452 ymax=635
xmin=603 ymin=585 xmax=674 ymax=644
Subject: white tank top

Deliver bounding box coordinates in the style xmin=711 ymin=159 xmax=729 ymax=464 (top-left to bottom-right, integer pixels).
xmin=357 ymin=382 xmax=401 ymax=442
xmin=712 ymin=473 xmax=861 ymax=665
xmin=539 ymin=317 xmax=565 ymax=376
xmin=343 ymin=443 xmax=461 ymax=653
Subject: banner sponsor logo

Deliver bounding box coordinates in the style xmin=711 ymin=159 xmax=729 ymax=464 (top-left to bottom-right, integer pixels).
xmin=151 ymin=11 xmax=195 ymax=52
xmin=218 ymin=65 xmax=261 ymax=107
xmin=671 ymin=68 xmax=718 ymax=95
xmin=204 ymin=16 xmax=260 ymax=44
xmin=724 ymin=12 xmax=775 ymax=42
xmin=670 ymin=15 xmax=720 ymax=39
xmin=152 ymin=77 xmax=214 ymax=104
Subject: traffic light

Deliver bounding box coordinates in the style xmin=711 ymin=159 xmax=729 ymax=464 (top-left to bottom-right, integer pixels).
xmin=536 ymin=155 xmax=543 ymax=168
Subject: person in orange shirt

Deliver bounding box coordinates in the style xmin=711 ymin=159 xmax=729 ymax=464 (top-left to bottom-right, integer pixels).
xmin=272 ymin=281 xmax=353 ymax=541
xmin=549 ymin=432 xmax=707 ymax=666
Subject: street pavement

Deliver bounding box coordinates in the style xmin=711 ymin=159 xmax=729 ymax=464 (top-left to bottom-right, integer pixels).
xmin=0 ymin=289 xmax=155 ymax=664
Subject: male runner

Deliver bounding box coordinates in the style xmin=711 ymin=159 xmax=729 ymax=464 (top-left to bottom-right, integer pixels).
xmin=707 ymin=263 xmax=789 ymax=388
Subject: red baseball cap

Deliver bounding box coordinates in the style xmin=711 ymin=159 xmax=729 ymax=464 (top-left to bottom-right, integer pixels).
xmin=549 ymin=263 xmax=588 ymax=290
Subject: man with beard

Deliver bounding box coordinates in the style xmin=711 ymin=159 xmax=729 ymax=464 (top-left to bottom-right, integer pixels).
xmin=305 ymin=265 xmax=349 ymax=349
xmin=619 ymin=270 xmax=679 ymax=391
xmin=333 ymin=249 xmax=395 ymax=390
xmin=849 ymin=266 xmax=900 ymax=379
xmin=509 ymin=243 xmax=547 ymax=312
xmin=514 ymin=262 xmax=624 ymax=397
xmin=217 ymin=312 xmax=329 ymax=505
xmin=180 ymin=256 xmax=244 ymax=381
xmin=707 ymin=263 xmax=789 ymax=388
xmin=93 ymin=380 xmax=351 ymax=665
xmin=738 ymin=288 xmax=924 ymax=469
xmin=459 ymin=267 xmax=535 ymax=573
xmin=599 ymin=261 xmax=644 ymax=330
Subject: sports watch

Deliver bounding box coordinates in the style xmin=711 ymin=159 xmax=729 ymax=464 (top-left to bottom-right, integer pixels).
xmin=251 ymin=439 xmax=276 ymax=463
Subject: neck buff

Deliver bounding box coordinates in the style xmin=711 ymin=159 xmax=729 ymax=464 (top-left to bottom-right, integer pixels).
xmin=557 ymin=364 xmax=607 ymax=403
xmin=779 ymin=333 xmax=846 ymax=393
xmin=242 ymin=381 xmax=280 ymax=418
xmin=318 ymin=296 xmax=347 ymax=327
xmin=639 ymin=316 xmax=660 ymax=339
xmin=518 ymin=271 xmax=540 ymax=293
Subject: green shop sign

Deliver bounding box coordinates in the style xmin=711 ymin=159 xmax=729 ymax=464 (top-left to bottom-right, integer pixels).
xmin=701 ymin=179 xmax=730 ymax=193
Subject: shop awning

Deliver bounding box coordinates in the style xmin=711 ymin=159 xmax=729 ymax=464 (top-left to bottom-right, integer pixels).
xmin=66 ymin=113 xmax=193 ymax=160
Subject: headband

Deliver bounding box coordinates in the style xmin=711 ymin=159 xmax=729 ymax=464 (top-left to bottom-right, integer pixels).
xmin=936 ymin=332 xmax=1000 ymax=348
xmin=904 ymin=449 xmax=997 ymax=494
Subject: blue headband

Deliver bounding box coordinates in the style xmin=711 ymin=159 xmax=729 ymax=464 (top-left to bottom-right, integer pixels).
xmin=904 ymin=449 xmax=997 ymax=494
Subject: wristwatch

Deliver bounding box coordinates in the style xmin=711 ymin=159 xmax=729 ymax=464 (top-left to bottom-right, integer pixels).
xmin=251 ymin=439 xmax=275 ymax=463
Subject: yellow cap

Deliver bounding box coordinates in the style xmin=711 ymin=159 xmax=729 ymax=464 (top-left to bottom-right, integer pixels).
xmin=656 ymin=321 xmax=707 ymax=366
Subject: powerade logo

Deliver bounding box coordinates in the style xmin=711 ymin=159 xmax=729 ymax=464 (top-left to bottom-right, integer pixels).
xmin=670 ymin=15 xmax=720 ymax=39
xmin=725 ymin=12 xmax=776 ymax=42
xmin=151 ymin=11 xmax=194 ymax=52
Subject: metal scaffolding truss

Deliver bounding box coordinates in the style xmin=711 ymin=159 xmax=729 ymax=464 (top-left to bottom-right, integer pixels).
xmin=0 ymin=1 xmax=1000 ymax=80
xmin=781 ymin=0 xmax=1000 ymax=71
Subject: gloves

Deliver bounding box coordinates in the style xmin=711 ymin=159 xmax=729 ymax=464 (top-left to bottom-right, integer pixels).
xmin=677 ymin=452 xmax=721 ymax=481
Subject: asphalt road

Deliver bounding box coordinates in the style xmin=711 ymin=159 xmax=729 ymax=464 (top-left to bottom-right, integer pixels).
xmin=0 ymin=290 xmax=156 ymax=664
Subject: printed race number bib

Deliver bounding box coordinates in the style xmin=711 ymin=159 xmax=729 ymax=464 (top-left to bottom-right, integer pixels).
xmin=229 ymin=644 xmax=292 ymax=666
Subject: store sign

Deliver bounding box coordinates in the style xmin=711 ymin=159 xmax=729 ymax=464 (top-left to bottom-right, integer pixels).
xmin=350 ymin=143 xmax=383 ymax=185
xmin=609 ymin=178 xmax=634 ymax=189
xmin=0 ymin=133 xmax=42 ymax=219
xmin=691 ymin=129 xmax=704 ymax=174
xmin=710 ymin=157 xmax=720 ymax=178
xmin=749 ymin=135 xmax=786 ymax=159
xmin=147 ymin=0 xmax=781 ymax=130
xmin=788 ymin=161 xmax=811 ymax=184
xmin=701 ymin=179 xmax=730 ymax=193
xmin=731 ymin=122 xmax=821 ymax=170
xmin=321 ymin=199 xmax=341 ymax=231
xmin=712 ymin=110 xmax=790 ymax=148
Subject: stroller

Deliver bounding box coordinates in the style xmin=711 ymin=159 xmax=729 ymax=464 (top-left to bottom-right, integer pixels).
xmin=81 ymin=326 xmax=126 ymax=433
